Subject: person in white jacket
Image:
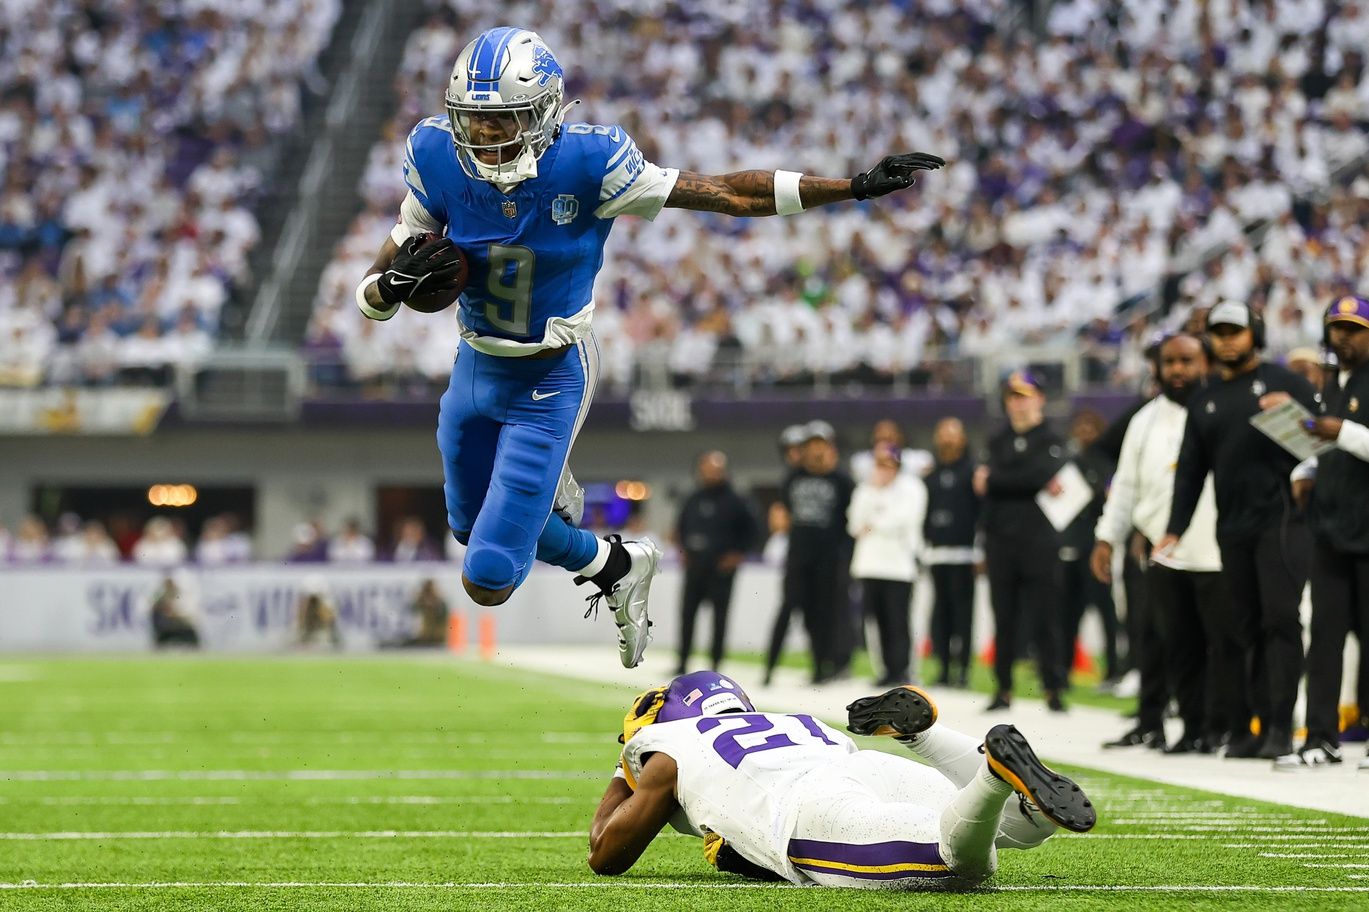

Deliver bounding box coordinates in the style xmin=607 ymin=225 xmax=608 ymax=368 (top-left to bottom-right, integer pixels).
xmin=848 ymin=444 xmax=928 ymax=685
xmin=1091 ymin=334 xmax=1240 ymax=756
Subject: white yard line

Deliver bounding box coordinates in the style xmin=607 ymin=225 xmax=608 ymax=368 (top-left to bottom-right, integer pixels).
xmin=1 ymin=881 xmax=1368 ymax=892
xmin=0 ymin=830 xmax=589 ymax=841
xmin=0 ymin=731 xmax=604 ymax=745
xmin=0 ymin=769 xmax=596 ymax=781
xmin=0 ymin=795 xmax=582 ymax=806
xmin=1228 ymin=842 xmax=1369 ymax=848
xmin=1261 ymin=853 xmax=1369 ymax=858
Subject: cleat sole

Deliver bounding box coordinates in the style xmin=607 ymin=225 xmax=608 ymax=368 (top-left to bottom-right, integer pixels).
xmin=984 ymin=724 xmax=1096 ymax=833
xmin=845 ymin=685 xmax=938 ymax=738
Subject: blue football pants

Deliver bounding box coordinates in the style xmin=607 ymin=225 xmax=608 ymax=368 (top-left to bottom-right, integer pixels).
xmin=437 ymin=338 xmax=601 ymax=590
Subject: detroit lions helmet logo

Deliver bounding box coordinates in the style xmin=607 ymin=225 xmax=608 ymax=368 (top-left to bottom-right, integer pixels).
xmin=531 ymin=45 xmax=562 ymax=86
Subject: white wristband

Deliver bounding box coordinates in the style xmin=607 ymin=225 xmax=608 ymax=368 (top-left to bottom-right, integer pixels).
xmin=774 ymin=170 xmax=804 ymax=216
xmin=355 ymin=272 xmax=399 ymax=321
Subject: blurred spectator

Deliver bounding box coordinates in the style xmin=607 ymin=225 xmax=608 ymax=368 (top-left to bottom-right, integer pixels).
xmin=9 ymin=515 xmax=52 ymax=563
xmin=673 ymin=450 xmax=758 ymax=674
xmin=767 ymin=420 xmax=855 ymax=686
xmin=132 ymin=516 xmax=188 ymax=568
xmin=1059 ymin=409 xmax=1120 ymax=686
xmin=1095 ymin=334 xmax=1235 ymax=754
xmin=778 ymin=424 xmax=808 ymax=472
xmin=288 ymin=520 xmax=329 ymax=563
xmin=1161 ymin=301 xmax=1319 ymax=760
xmin=924 ymin=417 xmax=981 ymax=688
xmin=390 ymin=516 xmax=439 ymax=562
xmin=850 ymin=419 xmax=934 ymax=483
xmin=49 ymin=513 xmax=82 ymax=559
xmin=195 ymin=515 xmax=251 ymax=565
xmin=976 ymin=371 xmax=1067 ymax=712
xmin=1291 ymin=296 xmax=1369 ymax=769
xmin=54 ymin=519 xmax=120 ymax=565
xmin=149 ymin=576 xmax=200 ymax=649
xmin=847 ymin=443 xmax=926 ymax=686
xmin=296 ymin=577 xmax=341 ymax=649
xmin=386 ymin=578 xmax=450 ymax=648
xmin=761 ymin=501 xmax=789 ymax=568
xmin=1286 ymin=346 xmax=1327 ymax=392
xmin=328 ymin=517 xmax=375 ymax=563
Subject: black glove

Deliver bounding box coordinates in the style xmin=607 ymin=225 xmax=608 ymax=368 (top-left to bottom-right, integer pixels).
xmin=850 ymin=152 xmax=946 ymax=201
xmin=375 ymin=236 xmax=466 ymax=306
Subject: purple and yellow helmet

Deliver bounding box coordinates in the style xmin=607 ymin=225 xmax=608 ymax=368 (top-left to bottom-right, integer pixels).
xmin=620 ymin=671 xmax=755 ymax=744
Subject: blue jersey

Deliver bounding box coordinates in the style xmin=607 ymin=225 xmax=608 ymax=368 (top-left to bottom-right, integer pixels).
xmin=402 ymin=116 xmax=665 ymax=342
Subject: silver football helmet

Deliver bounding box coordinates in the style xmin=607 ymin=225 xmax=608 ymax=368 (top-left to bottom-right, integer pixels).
xmin=445 ymin=27 xmax=566 ymax=184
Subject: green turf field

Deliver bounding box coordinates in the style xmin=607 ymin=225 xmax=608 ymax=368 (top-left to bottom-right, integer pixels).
xmin=1 ymin=656 xmax=1365 ymax=911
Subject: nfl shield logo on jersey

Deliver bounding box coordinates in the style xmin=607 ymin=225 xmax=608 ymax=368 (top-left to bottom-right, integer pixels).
xmin=501 ymin=200 xmax=518 ymax=219
xmin=552 ymin=194 xmax=579 ymax=226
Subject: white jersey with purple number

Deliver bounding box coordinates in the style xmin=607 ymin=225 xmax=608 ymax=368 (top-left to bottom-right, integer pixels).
xmin=622 ymin=712 xmax=858 ymax=883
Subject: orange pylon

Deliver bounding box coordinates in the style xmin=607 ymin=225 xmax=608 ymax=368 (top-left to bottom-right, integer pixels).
xmin=447 ymin=610 xmax=467 ymax=654
xmin=478 ymin=613 xmax=496 ymax=661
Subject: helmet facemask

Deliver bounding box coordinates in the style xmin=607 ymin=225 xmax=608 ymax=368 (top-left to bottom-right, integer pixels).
xmin=445 ymin=28 xmax=567 ymax=185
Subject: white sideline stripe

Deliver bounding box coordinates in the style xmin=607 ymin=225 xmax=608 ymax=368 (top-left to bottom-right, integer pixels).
xmin=0 ymin=769 xmax=596 ymax=781
xmin=0 ymin=731 xmax=605 ymax=744
xmin=1065 ymin=834 xmax=1369 ymax=842
xmin=0 ymin=796 xmax=581 ymax=806
xmin=2 ymin=882 xmax=1369 ymax=893
xmin=1144 ymin=826 xmax=1369 ymax=833
xmin=0 ymin=830 xmax=589 ymax=841
xmin=1226 ymin=842 xmax=1369 ymax=848
xmin=1302 ymin=863 xmax=1369 ymax=869
xmin=1261 ymin=853 xmax=1369 ymax=858
xmin=1109 ymin=814 xmax=1317 ymax=820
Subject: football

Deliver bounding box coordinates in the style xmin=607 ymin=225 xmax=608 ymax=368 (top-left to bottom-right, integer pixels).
xmin=403 ymin=232 xmax=468 ymax=313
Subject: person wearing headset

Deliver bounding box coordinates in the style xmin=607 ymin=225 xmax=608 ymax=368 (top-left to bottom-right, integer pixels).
xmin=1281 ymin=295 xmax=1369 ymax=770
xmin=1155 ymin=301 xmax=1319 ymax=761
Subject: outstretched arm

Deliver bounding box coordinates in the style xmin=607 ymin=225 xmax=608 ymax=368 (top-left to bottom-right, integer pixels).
xmin=588 ymin=752 xmax=680 ymax=875
xmin=666 ymin=171 xmax=853 ymax=216
xmin=664 ymin=153 xmax=945 ymax=217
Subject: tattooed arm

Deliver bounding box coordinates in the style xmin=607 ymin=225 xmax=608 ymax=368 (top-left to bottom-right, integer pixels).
xmin=662 ymin=154 xmax=945 ymax=216
xmin=664 ymin=171 xmax=853 ymax=216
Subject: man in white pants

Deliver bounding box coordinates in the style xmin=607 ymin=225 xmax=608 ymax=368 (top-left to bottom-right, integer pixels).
xmin=588 ymin=671 xmax=1096 ymax=888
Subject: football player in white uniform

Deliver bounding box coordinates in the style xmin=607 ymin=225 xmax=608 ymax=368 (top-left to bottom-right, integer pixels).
xmin=589 ymin=672 xmax=1096 ymax=889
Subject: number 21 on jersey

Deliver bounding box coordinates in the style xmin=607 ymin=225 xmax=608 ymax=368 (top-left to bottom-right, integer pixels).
xmin=697 ymin=714 xmax=839 ymax=769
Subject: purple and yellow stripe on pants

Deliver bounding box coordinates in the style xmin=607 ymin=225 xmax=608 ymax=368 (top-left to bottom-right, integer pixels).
xmin=786 ymin=837 xmax=952 ymax=881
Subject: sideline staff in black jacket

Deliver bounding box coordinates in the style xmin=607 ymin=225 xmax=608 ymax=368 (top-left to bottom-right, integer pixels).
xmin=778 ymin=421 xmax=855 ymax=685
xmin=1159 ymin=300 xmax=1318 ymax=760
xmin=1285 ymin=296 xmax=1369 ymax=768
xmin=974 ymin=370 xmax=1068 ymax=712
xmin=924 ymin=417 xmax=981 ymax=688
xmin=674 ymin=450 xmax=758 ymax=674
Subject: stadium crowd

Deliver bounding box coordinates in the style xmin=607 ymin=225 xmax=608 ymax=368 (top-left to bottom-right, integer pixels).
xmin=309 ymin=0 xmax=1369 ymax=394
xmin=0 ymin=511 xmax=454 ymax=565
xmin=0 ymin=0 xmax=340 ymax=388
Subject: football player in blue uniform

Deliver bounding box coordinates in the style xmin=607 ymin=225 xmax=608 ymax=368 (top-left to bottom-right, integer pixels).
xmin=355 ymin=27 xmax=943 ymax=668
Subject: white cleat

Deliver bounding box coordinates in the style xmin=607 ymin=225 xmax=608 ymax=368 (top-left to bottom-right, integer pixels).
xmin=1273 ymin=742 xmax=1342 ymax=771
xmin=553 ymin=466 xmax=585 ymax=526
xmin=606 ymin=538 xmax=660 ymax=668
